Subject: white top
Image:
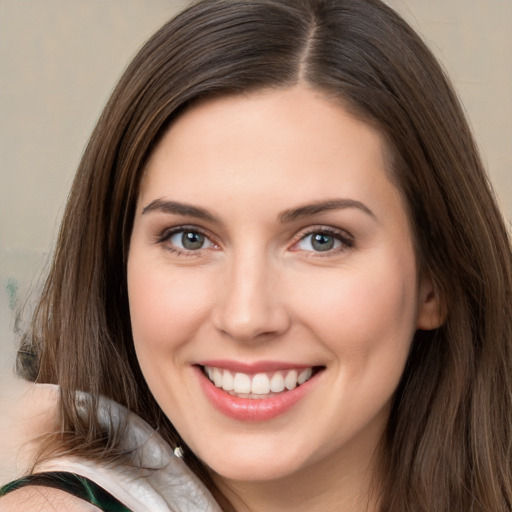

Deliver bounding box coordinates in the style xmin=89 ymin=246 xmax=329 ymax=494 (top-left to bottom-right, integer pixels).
xmin=37 ymin=391 xmax=222 ymax=512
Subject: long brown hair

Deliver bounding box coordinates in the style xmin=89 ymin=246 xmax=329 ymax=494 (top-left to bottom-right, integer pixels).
xmin=22 ymin=0 xmax=512 ymax=510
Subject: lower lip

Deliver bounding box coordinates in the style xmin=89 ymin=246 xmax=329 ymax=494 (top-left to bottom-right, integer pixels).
xmin=195 ymin=366 xmax=321 ymax=422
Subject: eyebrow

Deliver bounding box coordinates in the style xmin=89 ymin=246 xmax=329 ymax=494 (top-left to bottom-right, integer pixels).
xmin=141 ymin=197 xmax=375 ymax=224
xmin=278 ymin=198 xmax=376 ymax=223
xmin=141 ymin=199 xmax=221 ymax=224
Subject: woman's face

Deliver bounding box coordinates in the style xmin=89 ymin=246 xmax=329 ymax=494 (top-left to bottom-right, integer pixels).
xmin=128 ymin=86 xmax=439 ymax=484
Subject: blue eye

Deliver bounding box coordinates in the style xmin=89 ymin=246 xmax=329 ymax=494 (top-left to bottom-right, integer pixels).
xmin=295 ymin=230 xmax=350 ymax=253
xmin=168 ymin=230 xmax=214 ymax=251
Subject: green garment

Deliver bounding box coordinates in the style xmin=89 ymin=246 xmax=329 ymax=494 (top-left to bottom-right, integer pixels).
xmin=0 ymin=471 xmax=131 ymax=511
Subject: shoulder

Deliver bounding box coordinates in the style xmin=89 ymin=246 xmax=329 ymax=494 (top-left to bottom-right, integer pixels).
xmin=0 ymin=382 xmax=59 ymax=475
xmin=0 ymin=486 xmax=101 ymax=511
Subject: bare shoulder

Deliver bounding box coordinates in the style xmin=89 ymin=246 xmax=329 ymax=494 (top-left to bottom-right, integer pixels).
xmin=0 ymin=382 xmax=60 ymax=477
xmin=0 ymin=486 xmax=101 ymax=511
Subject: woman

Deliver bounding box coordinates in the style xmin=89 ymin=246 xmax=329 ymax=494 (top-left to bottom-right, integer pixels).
xmin=1 ymin=0 xmax=511 ymax=510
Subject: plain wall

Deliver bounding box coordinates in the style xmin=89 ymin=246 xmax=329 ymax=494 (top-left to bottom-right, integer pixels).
xmin=1 ymin=0 xmax=511 ymax=482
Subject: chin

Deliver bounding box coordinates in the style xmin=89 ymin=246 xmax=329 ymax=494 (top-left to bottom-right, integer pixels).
xmin=197 ymin=441 xmax=312 ymax=483
xmin=209 ymin=459 xmax=302 ymax=483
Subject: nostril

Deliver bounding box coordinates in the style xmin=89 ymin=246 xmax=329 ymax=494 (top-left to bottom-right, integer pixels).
xmin=213 ymin=306 xmax=292 ymax=343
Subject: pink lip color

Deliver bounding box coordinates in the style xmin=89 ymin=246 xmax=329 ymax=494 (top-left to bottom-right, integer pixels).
xmin=194 ymin=365 xmax=321 ymax=422
xmin=197 ymin=359 xmax=313 ymax=374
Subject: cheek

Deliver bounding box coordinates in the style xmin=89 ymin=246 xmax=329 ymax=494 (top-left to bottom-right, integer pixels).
xmin=127 ymin=258 xmax=214 ymax=356
xmin=290 ymin=258 xmax=418 ymax=359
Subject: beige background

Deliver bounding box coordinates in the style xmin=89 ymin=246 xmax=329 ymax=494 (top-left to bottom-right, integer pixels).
xmin=0 ymin=0 xmax=511 ymax=483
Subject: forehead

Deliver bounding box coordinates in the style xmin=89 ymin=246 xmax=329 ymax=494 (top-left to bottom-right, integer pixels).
xmin=139 ymin=86 xmax=394 ymax=209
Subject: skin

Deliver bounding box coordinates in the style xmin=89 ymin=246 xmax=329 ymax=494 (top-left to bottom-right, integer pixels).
xmin=128 ymin=85 xmax=442 ymax=511
xmin=0 ymin=384 xmax=99 ymax=511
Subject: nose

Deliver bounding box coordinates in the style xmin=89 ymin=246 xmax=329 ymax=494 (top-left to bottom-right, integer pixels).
xmin=212 ymin=251 xmax=291 ymax=342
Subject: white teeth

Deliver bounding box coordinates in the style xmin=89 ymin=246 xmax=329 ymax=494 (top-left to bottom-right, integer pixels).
xmin=213 ymin=368 xmax=223 ymax=387
xmin=251 ymin=373 xmax=270 ymax=394
xmin=270 ymin=372 xmax=285 ymax=392
xmin=284 ymin=369 xmax=298 ymax=390
xmin=222 ymin=370 xmax=234 ymax=391
xmin=298 ymin=368 xmax=312 ymax=385
xmin=204 ymin=366 xmax=315 ymax=396
xmin=233 ymin=373 xmax=251 ymax=394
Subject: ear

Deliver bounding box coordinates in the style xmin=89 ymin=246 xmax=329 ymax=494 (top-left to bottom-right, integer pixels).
xmin=416 ymin=274 xmax=446 ymax=330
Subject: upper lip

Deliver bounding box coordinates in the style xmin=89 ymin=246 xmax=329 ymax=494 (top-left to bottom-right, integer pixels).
xmin=196 ymin=360 xmax=320 ymax=374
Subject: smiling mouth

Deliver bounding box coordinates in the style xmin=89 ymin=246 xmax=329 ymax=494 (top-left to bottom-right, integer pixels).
xmin=201 ymin=365 xmax=323 ymax=399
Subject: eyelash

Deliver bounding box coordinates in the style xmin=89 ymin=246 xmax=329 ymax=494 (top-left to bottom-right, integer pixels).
xmin=291 ymin=226 xmax=354 ymax=255
xmin=156 ymin=226 xmax=217 ymax=257
xmin=155 ymin=225 xmax=354 ymax=256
